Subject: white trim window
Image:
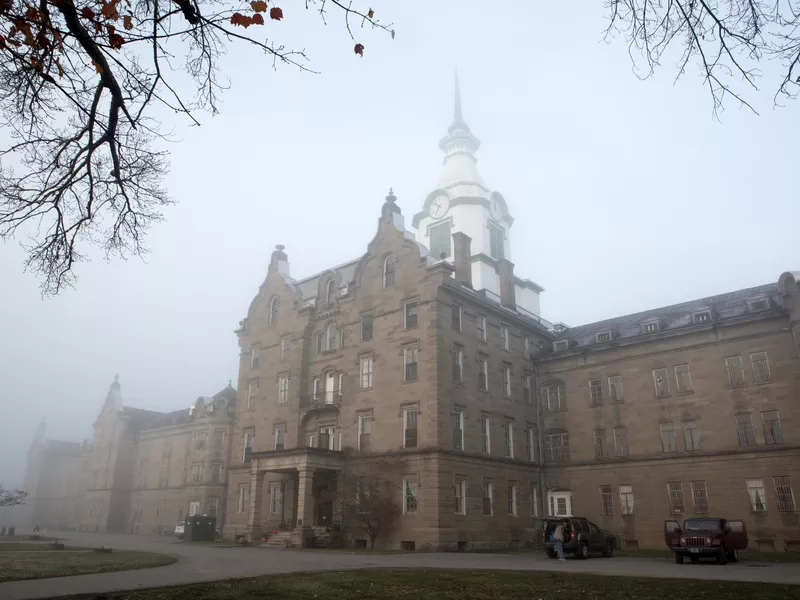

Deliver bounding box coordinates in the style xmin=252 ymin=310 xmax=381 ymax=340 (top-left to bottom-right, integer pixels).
xmin=523 ymin=374 xmax=532 ymax=405
xmin=500 ymin=324 xmax=509 ymax=351
xmin=525 ymin=427 xmax=536 ymax=462
xmin=325 ymin=323 xmax=338 ymax=351
xmin=675 ymin=364 xmax=693 ymax=393
xmin=478 ymin=357 xmax=488 ymax=391
xmin=480 ymin=415 xmax=491 ymax=454
xmin=477 ymin=314 xmax=487 ymax=341
xmin=403 ymin=478 xmax=418 ymax=514
xmin=280 ymin=336 xmax=290 ymax=360
xmin=277 ymin=375 xmax=289 ymax=404
xmin=725 ymin=356 xmax=746 ymax=386
xmin=404 ymin=346 xmax=419 ymax=382
xmin=273 ymin=426 xmax=285 ymax=451
xmin=750 ymin=352 xmax=771 ymax=383
xmin=619 ymin=485 xmax=634 ymax=515
xmin=452 ymin=347 xmax=463 ymax=384
xmin=358 ymin=414 xmax=372 ymax=452
xmin=502 ymin=365 xmax=512 ymax=398
xmin=359 ymin=356 xmax=373 ymax=389
xmin=523 ymin=337 xmax=531 ymax=359
xmin=452 ymin=303 xmax=462 ymax=332
xmin=589 ymin=378 xmax=603 ymax=407
xmin=360 ymin=313 xmax=374 ymax=341
xmin=454 ymin=477 xmax=467 ymax=515
xmin=383 ymin=255 xmax=396 ymax=289
xmin=237 ymin=483 xmax=249 ymax=515
xmin=403 ymin=407 xmax=418 ymax=448
xmin=325 ymin=279 xmax=336 ymax=304
xmin=404 ymin=301 xmax=418 ymax=329
xmin=507 ymin=483 xmax=517 ymax=516
xmin=242 ymin=430 xmax=253 ymax=464
xmin=453 ymin=409 xmax=465 ymax=450
xmin=653 ymin=368 xmax=670 ymax=398
xmin=608 ymin=375 xmax=624 ymax=403
xmin=269 ymin=297 xmax=279 ymax=325
xmin=482 ymin=480 xmax=493 ymax=516
xmin=503 ymin=422 xmax=514 ymax=458
xmin=269 ymin=482 xmax=283 ymax=515
xmin=529 ymin=483 xmax=539 ymax=517
xmin=246 ymin=381 xmax=257 ymax=411
xmin=250 ymin=345 xmax=260 ymax=369
xmin=746 ymin=479 xmax=767 ymax=512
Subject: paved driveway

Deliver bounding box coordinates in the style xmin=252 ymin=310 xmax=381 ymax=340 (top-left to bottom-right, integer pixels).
xmin=1 ymin=531 xmax=798 ymax=599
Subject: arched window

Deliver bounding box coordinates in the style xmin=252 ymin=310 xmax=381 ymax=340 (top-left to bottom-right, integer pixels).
xmin=325 ymin=323 xmax=338 ymax=351
xmin=383 ymin=255 xmax=396 ymax=289
xmin=539 ymin=380 xmax=566 ymax=412
xmin=269 ymin=297 xmax=279 ymax=326
xmin=315 ymin=332 xmax=324 ymax=355
xmin=326 ymin=279 xmax=336 ymax=304
xmin=543 ymin=429 xmax=570 ymax=464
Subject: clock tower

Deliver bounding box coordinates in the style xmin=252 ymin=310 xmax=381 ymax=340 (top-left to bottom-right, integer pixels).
xmin=412 ymin=73 xmax=543 ymax=317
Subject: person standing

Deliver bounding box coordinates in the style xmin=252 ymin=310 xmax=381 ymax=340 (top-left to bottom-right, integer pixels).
xmin=553 ymin=523 xmax=566 ymax=561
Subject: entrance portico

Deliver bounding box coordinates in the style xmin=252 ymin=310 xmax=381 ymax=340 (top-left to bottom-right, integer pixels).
xmin=247 ymin=447 xmax=344 ymax=546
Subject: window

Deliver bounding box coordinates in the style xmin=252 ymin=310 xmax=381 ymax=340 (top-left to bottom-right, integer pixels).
xmin=360 ymin=313 xmax=373 ymax=341
xmin=453 ymin=410 xmax=464 ymax=450
xmin=277 ymin=375 xmax=289 ymax=404
xmin=643 ymin=321 xmax=660 ymax=333
xmin=523 ymin=337 xmax=531 ymax=359
xmin=451 ymin=303 xmax=462 ymax=331
xmin=209 ymin=497 xmax=219 ymax=517
xmin=383 ymin=255 xmax=396 ymax=288
xmin=404 ymin=301 xmax=418 ymax=329
xmin=596 ymin=331 xmax=612 ymax=343
xmin=237 ymin=483 xmax=249 ymax=514
xmin=746 ymin=479 xmax=767 ymax=512
xmin=274 ymin=426 xmax=285 ymax=451
xmin=660 ymin=422 xmax=677 ymax=453
xmin=683 ymin=420 xmax=701 ymax=451
xmin=454 ymin=477 xmax=466 ymax=515
xmin=315 ymin=332 xmax=324 ymax=355
xmin=613 ymin=427 xmax=628 ymax=457
xmin=478 ymin=357 xmax=488 ymax=391
xmin=211 ymin=462 xmax=222 ymax=483
xmin=774 ymin=477 xmax=795 ymax=512
xmin=488 ymin=222 xmax=504 ymax=260
xmin=608 ymin=375 xmax=624 ymax=403
xmin=675 ymin=364 xmax=693 ymax=393
xmin=748 ymin=297 xmax=769 ymax=312
xmin=653 ymin=368 xmax=670 ymax=398
xmin=242 ymin=430 xmax=253 ymax=464
xmin=403 ymin=478 xmax=418 ymax=514
xmin=359 ymin=356 xmax=373 ymax=389
xmin=735 ymin=413 xmax=756 ymax=447
xmin=726 ymin=356 xmax=745 ymax=386
xmin=358 ymin=414 xmax=372 ymax=452
xmin=691 ymin=481 xmax=709 ymax=514
xmin=480 ymin=416 xmax=491 ymax=454
xmin=750 ymin=352 xmax=771 ymax=383
xmin=525 ymin=427 xmax=536 ymax=462
xmin=245 ymin=382 xmax=257 ymax=411
xmin=589 ymin=378 xmax=603 ymax=407
xmin=503 ymin=422 xmax=514 ymax=458
xmin=280 ymin=336 xmax=290 ymax=360
xmin=429 ymin=221 xmax=452 ymax=258
xmin=476 ymin=314 xmax=487 ymax=341
xmin=540 ymin=381 xmax=566 ymax=412
xmin=523 ymin=374 xmax=532 ymax=404
xmin=530 ymin=483 xmax=539 ymax=517
xmin=693 ymin=311 xmax=712 ymax=324
xmin=250 ymin=345 xmax=260 ymax=369
xmin=482 ymin=480 xmax=493 ymax=515
xmin=762 ymin=410 xmax=783 ymax=444
xmin=667 ymin=482 xmax=685 ymax=513
xmin=403 ymin=407 xmax=418 ymax=448
xmin=599 ymin=485 xmax=613 ymax=516
xmin=191 ymin=463 xmax=202 ymax=483
xmin=507 ymin=484 xmax=517 ymax=516
xmin=312 ymin=377 xmax=320 ymax=400
xmin=500 ymin=325 xmax=509 ymax=350
xmin=269 ymin=482 xmax=283 ymax=515
xmin=544 ymin=429 xmax=570 ymax=463
xmin=325 ymin=323 xmax=338 ymax=351
xmin=269 ymin=297 xmax=279 ymax=325
xmin=212 ymin=429 xmax=224 ymax=449
xmin=404 ymin=346 xmax=419 ymax=382
xmin=553 ymin=340 xmax=569 ymax=352
xmin=452 ymin=347 xmax=463 ymax=383
xmin=325 ymin=279 xmax=336 ymax=304
xmin=193 ymin=430 xmax=206 ymax=449
xmin=502 ymin=365 xmax=512 ymax=398
xmin=619 ymin=485 xmax=634 ymax=515
xmin=593 ymin=429 xmax=608 ymax=459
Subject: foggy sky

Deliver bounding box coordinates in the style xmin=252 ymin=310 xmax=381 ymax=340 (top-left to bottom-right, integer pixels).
xmin=1 ymin=1 xmax=797 ymax=488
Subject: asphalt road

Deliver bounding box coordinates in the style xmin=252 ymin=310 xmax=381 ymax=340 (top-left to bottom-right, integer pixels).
xmin=1 ymin=530 xmax=798 ymax=599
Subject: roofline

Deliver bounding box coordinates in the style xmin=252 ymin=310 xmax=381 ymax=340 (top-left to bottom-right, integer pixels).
xmin=292 ymin=257 xmax=361 ymax=286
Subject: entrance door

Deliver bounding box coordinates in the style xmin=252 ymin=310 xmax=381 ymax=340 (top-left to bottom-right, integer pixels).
xmin=325 ymin=373 xmax=335 ymax=404
xmin=317 ymin=500 xmax=333 ymax=526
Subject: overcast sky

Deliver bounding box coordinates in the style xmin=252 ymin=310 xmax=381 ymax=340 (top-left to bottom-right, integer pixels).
xmin=1 ymin=1 xmax=797 ymax=487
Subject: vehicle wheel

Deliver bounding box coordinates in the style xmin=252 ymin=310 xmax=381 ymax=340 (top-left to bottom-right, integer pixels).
xmin=579 ymin=542 xmax=590 ymax=559
xmin=728 ymin=548 xmax=739 ymax=563
xmin=717 ymin=549 xmax=728 ymax=565
xmin=690 ymin=556 xmax=700 ymax=563
xmin=675 ymin=553 xmax=684 ymax=564
xmin=603 ymin=540 xmax=614 ymax=558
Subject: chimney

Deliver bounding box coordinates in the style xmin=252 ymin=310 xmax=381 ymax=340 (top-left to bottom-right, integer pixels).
xmin=498 ymin=259 xmax=516 ymax=309
xmin=452 ymin=232 xmax=472 ymax=288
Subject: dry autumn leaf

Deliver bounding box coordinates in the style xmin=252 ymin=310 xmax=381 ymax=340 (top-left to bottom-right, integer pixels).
xmin=269 ymin=6 xmax=283 ymax=20
xmin=252 ymin=13 xmax=264 ymax=25
xmin=101 ymin=1 xmax=119 ymax=21
xmin=123 ymin=15 xmax=133 ymax=30
xmin=367 ymin=8 xmax=374 ymax=18
xmin=354 ymin=43 xmax=364 ymax=56
xmin=230 ymin=12 xmax=253 ymax=27
xmin=251 ymin=1 xmax=267 ymax=13
xmin=92 ymin=59 xmax=103 ymax=74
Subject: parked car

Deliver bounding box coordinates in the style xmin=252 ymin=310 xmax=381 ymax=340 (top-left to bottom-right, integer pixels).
xmin=664 ymin=518 xmax=748 ymax=564
xmin=542 ymin=516 xmax=615 ymax=559
xmin=174 ymin=520 xmax=185 ymax=540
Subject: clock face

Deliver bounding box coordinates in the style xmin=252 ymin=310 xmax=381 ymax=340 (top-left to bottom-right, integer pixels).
xmin=490 ymin=198 xmax=503 ymax=220
xmin=429 ymin=196 xmax=450 ymax=219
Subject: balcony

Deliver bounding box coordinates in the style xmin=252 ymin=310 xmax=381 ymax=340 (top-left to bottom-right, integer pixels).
xmin=300 ymin=393 xmax=342 ymax=412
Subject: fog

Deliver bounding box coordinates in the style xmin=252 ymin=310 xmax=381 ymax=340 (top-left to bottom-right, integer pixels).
xmin=0 ymin=0 xmax=797 ymax=488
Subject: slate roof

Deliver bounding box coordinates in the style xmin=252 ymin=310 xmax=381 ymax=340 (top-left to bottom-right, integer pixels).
xmin=145 ymin=408 xmax=191 ymax=430
xmin=211 ymin=382 xmax=237 ymax=404
xmin=293 ymin=258 xmax=360 ymax=302
xmin=553 ymin=282 xmax=781 ymax=350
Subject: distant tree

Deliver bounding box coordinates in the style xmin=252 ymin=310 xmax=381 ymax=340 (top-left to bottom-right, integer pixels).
xmin=341 ymin=471 xmax=400 ymax=549
xmin=0 ymin=0 xmax=394 ymax=294
xmin=0 ymin=483 xmax=28 ymax=507
xmin=605 ymin=1 xmax=800 ymax=115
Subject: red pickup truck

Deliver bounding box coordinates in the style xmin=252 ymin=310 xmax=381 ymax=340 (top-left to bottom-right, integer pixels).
xmin=665 ymin=518 xmax=748 ymax=564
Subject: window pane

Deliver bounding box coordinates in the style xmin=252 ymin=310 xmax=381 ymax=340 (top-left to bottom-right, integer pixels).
xmin=726 ymin=356 xmax=745 ymax=386
xmin=735 ymin=413 xmax=756 ymax=447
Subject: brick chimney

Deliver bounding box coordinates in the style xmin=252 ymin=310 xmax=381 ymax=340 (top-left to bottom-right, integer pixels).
xmin=452 ymin=232 xmax=472 ymax=288
xmin=498 ymin=259 xmax=516 ymax=309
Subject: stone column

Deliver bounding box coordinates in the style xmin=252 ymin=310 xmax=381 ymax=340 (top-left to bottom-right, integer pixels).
xmin=292 ymin=467 xmax=315 ymax=548
xmin=247 ymin=470 xmax=265 ymax=542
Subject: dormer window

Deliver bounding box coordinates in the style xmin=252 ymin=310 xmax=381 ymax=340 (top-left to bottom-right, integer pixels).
xmin=692 ymin=310 xmax=712 ymax=324
xmin=747 ymin=297 xmax=769 ymax=312
xmin=325 ymin=280 xmax=336 ymax=304
xmin=553 ymin=340 xmax=569 ymax=352
xmin=595 ymin=331 xmax=612 ymax=343
xmin=642 ymin=320 xmax=661 ymax=334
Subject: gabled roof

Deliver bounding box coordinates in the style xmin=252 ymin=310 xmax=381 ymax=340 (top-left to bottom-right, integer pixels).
xmin=122 ymin=407 xmax=165 ymax=434
xmin=212 ymin=382 xmax=237 ymax=403
xmin=145 ymin=408 xmax=191 ymax=430
xmin=552 ymin=283 xmax=780 ymax=350
xmin=293 ymin=258 xmax=360 ymax=302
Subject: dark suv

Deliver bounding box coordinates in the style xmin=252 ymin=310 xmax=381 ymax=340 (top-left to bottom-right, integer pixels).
xmin=665 ymin=518 xmax=748 ymax=564
xmin=542 ymin=517 xmax=615 ymax=559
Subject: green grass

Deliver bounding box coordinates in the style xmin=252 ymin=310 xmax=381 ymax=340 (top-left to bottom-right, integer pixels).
xmin=616 ymin=548 xmax=800 ymax=563
xmin=0 ymin=542 xmax=69 ymax=552
xmin=0 ymin=548 xmax=176 ymax=581
xmin=57 ymin=571 xmax=796 ymax=600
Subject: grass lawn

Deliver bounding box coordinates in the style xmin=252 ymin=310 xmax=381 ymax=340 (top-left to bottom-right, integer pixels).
xmin=60 ymin=570 xmax=797 ymax=600
xmin=0 ymin=548 xmax=176 ymax=582
xmin=616 ymin=548 xmax=800 ymax=563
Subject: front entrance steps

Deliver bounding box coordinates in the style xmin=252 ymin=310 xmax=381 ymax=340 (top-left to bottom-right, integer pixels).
xmin=263 ymin=530 xmax=292 ymax=548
